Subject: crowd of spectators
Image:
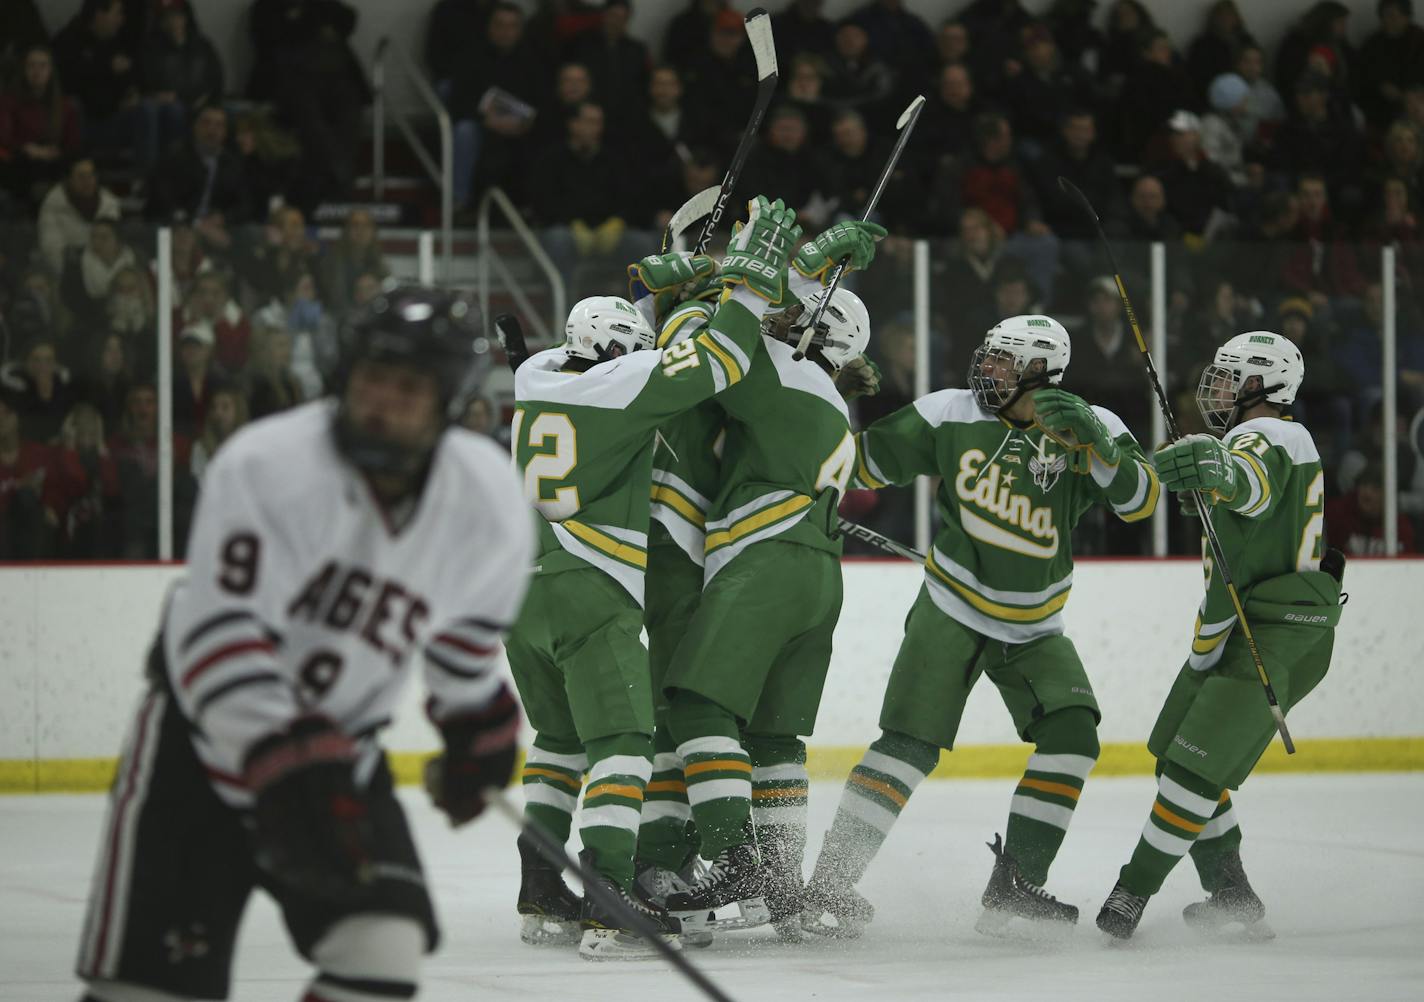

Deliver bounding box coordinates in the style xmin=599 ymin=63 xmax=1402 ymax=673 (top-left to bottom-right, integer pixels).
xmin=2 ymin=0 xmax=1424 ymax=560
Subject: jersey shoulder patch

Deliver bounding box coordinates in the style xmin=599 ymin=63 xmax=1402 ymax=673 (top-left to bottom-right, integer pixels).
xmin=1229 ymin=417 xmax=1320 ymax=464
xmin=913 ymin=388 xmax=989 ymax=427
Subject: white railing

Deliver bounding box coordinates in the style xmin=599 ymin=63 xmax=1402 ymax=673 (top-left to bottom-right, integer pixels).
xmin=476 ymin=187 xmax=567 ymax=346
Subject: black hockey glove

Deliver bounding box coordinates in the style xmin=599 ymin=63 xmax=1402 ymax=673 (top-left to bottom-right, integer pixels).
xmin=242 ymin=716 xmax=376 ymax=901
xmin=424 ymin=683 xmax=521 ymax=826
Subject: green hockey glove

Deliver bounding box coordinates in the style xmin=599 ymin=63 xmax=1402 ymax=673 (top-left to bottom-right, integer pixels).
xmin=627 ymin=252 xmax=718 ymax=325
xmin=1153 ymin=434 xmax=1240 ymax=505
xmin=835 ymin=354 xmax=881 ymax=401
xmin=793 ymin=220 xmax=888 ymax=284
xmin=1033 ymin=388 xmax=1121 ymax=466
xmin=721 ymin=196 xmax=801 ymax=304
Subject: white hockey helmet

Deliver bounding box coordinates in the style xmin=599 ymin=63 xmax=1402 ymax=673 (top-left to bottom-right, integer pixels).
xmin=564 ymin=296 xmax=656 ymax=362
xmin=968 ymin=314 xmax=1071 ymax=411
xmin=1196 ymin=330 xmax=1304 ymax=433
xmin=795 ymin=287 xmax=871 ymax=371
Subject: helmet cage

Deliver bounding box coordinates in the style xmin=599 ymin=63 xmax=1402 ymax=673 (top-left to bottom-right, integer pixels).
xmin=968 ymin=344 xmax=1053 ymax=412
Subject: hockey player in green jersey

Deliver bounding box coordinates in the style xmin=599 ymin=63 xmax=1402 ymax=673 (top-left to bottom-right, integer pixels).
xmin=801 ymin=314 xmax=1161 ymax=939
xmin=660 ymin=270 xmax=877 ymax=938
xmin=506 ymin=196 xmax=802 ymax=960
xmin=1096 ymin=331 xmax=1343 ymax=941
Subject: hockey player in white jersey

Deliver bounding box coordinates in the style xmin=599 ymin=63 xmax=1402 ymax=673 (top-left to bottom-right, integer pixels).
xmin=74 ymin=287 xmax=535 ymax=1002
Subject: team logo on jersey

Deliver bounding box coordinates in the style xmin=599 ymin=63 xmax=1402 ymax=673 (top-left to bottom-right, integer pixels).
xmin=1028 ymin=449 xmax=1067 ymax=492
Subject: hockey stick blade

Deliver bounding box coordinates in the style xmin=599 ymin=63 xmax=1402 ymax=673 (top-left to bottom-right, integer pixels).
xmin=793 ymin=95 xmax=925 ymax=360
xmin=692 ymin=11 xmax=778 ymax=254
xmin=837 ymin=518 xmax=925 ymax=563
xmin=486 ymin=791 xmax=738 ymax=1002
xmin=494 ymin=313 xmax=529 ymax=373
xmin=661 ymin=185 xmax=721 ymax=252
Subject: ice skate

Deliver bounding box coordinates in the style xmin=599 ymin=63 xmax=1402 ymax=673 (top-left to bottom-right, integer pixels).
xmin=1096 ymin=880 xmax=1149 ymax=940
xmin=1182 ymin=851 xmax=1275 ymax=941
xmin=665 ymin=842 xmax=772 ymax=933
xmin=635 ymin=858 xmax=713 ymax=948
xmin=975 ymin=834 xmax=1079 ymax=936
xmin=800 ymin=880 xmax=876 ymax=939
xmin=579 ymin=855 xmax=683 ymax=962
xmin=516 ymin=837 xmax=582 ymax=946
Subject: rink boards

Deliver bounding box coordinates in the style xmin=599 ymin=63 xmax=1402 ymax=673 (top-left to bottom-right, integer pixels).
xmin=1 ymin=559 xmax=1420 ymax=791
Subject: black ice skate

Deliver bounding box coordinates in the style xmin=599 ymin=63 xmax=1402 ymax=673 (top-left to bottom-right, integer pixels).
xmin=635 ymin=857 xmax=713 ymax=948
xmin=975 ymin=833 xmax=1079 ymax=935
xmin=516 ymin=836 xmax=582 ymax=946
xmin=1182 ymin=850 xmax=1275 ymax=941
xmin=664 ymin=842 xmax=771 ymax=933
xmin=799 ymin=880 xmax=876 ymax=939
xmin=579 ymin=852 xmax=683 ymax=962
xmin=1096 ymin=880 xmax=1149 ymax=940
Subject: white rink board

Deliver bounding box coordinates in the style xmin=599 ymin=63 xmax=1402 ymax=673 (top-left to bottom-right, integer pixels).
xmin=0 ymin=560 xmax=1420 ymax=765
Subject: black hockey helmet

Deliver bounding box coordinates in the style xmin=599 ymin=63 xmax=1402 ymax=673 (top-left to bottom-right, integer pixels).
xmin=333 ymin=284 xmax=491 ymax=476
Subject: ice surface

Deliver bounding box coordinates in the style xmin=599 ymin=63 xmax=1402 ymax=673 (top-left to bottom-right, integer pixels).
xmin=3 ymin=774 xmax=1422 ymax=1001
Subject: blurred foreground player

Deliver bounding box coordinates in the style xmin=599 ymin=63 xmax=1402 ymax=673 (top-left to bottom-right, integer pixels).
xmin=1096 ymin=331 xmax=1345 ymax=940
xmin=74 ymin=287 xmax=535 ymax=1002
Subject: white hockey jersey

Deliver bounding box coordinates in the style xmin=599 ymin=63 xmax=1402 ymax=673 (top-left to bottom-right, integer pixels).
xmin=159 ymin=401 xmax=535 ymax=807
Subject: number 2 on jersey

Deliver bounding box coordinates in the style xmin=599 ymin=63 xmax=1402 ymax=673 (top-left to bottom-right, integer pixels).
xmin=511 ymin=409 xmax=580 ymax=519
xmin=1297 ymin=470 xmax=1325 ymax=570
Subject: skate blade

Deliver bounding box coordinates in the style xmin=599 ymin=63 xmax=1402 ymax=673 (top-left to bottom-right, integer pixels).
xmin=682 ymin=929 xmax=714 ymax=948
xmin=800 ymin=910 xmax=867 ymax=940
xmin=1186 ymin=916 xmax=1276 ymax=943
xmin=578 ymin=928 xmax=682 ymax=961
xmin=670 ymin=896 xmax=772 ymax=933
xmin=519 ymin=913 xmax=581 ymax=946
xmin=975 ymin=907 xmax=1077 ymax=940
xmin=772 ymin=917 xmax=804 ymax=944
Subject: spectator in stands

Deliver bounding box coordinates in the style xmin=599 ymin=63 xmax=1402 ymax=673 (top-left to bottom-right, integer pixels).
xmin=1234 ymin=43 xmax=1286 ymax=143
xmin=103 ymin=265 xmax=157 ymax=373
xmin=1186 ymin=1 xmax=1256 ymax=102
xmin=1003 ymin=21 xmax=1095 ymax=149
xmin=0 ymin=45 xmax=82 ymax=205
xmin=319 ymin=209 xmax=389 ymax=318
xmin=1327 ymin=461 xmax=1416 ymax=554
xmin=821 ymin=20 xmax=894 ymax=121
xmin=743 ymin=106 xmax=818 ymax=221
xmin=534 ymin=62 xmax=595 ymax=152
xmin=49 ymin=401 xmax=121 ymax=558
xmin=166 ymin=221 xmax=210 ymax=307
xmin=1117 ymin=29 xmax=1196 ymax=159
xmin=1044 ymin=0 xmax=1103 ymax=71
xmin=244 ymin=205 xmax=317 ymax=305
xmin=52 ymin=0 xmax=148 ymax=169
xmin=145 ymin=105 xmax=252 ymax=235
xmin=1230 ymin=190 xmax=1299 ymax=308
xmin=232 ymin=108 xmax=298 ymax=220
xmin=1375 ymin=120 xmax=1424 ymax=206
xmin=775 ymin=0 xmax=836 ymax=67
xmin=818 ymin=107 xmax=920 ymax=230
xmin=664 ymin=0 xmax=729 ymax=71
xmin=245 ymin=306 xmax=304 ymax=418
xmin=992 ymin=258 xmax=1041 ymax=319
xmin=0 ymin=392 xmax=55 ymax=559
xmin=784 ymin=54 xmax=835 ymax=146
xmin=2 ymin=337 xmax=77 ymax=444
xmin=140 ymin=0 xmax=224 ymax=167
xmin=425 ymin=0 xmax=496 ymax=99
xmin=108 ymin=380 xmax=194 ymax=559
xmin=60 ymin=218 xmax=141 ymax=331
xmin=1271 ymin=73 xmax=1363 ymax=202
xmin=917 ymin=64 xmax=978 ymax=169
xmin=7 ymin=268 xmax=73 ymax=356
xmin=1155 ymin=110 xmax=1236 ymax=238
xmin=189 ymin=385 xmax=249 ymax=483
xmin=682 ymin=9 xmax=758 ymax=157
xmin=348 ymin=271 xmax=384 ymax=313
xmin=0 ymin=0 xmax=48 ymax=89
xmin=38 ymin=157 xmax=120 ymax=275
xmin=1097 ymin=0 xmax=1157 ymax=99
xmin=1357 ymin=0 xmax=1424 ymax=129
xmin=1276 ymin=2 xmax=1353 ymax=99
xmin=247 ymin=0 xmax=370 ymax=206
xmin=1335 ymin=282 xmax=1424 ymax=414
xmin=171 ymin=321 xmax=223 ymax=439
xmin=570 ymin=0 xmax=649 ymax=132
xmin=282 ymin=269 xmax=337 ymax=399
xmin=1284 ymin=173 xmax=1366 ymax=307
xmin=1276 ymin=295 xmax=1352 ymax=444
xmin=1032 ymin=109 xmax=1122 ymax=241
xmin=935 ymin=19 xmax=973 ymax=73
xmin=530 ymin=101 xmax=644 ymax=289
xmin=851 ymin=0 xmax=937 ymax=100
xmin=459 ymin=393 xmax=504 ymax=445
xmin=941 ymin=207 xmax=1013 ymax=344
xmin=1363 ymin=177 xmax=1424 ymax=297
xmin=1071 ymin=274 xmax=1152 ymax=436
xmin=1107 ymin=174 xmax=1183 ymax=243
xmin=649 ymin=143 xmax=720 ymax=233
xmin=1201 ymin=73 xmax=1258 ymax=187
xmin=77 ymin=332 xmax=132 ymax=429
xmin=958 ymin=0 xmax=1032 ymax=96
xmin=180 ymin=271 xmax=250 ymax=375
xmin=449 ymin=3 xmax=547 ymax=213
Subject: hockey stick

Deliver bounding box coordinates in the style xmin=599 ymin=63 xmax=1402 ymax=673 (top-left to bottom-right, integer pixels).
xmin=661 ymin=185 xmax=721 ymax=253
xmin=792 ymin=94 xmax=926 ymax=361
xmin=494 ymin=312 xmax=530 ymax=373
xmin=485 ymin=790 xmax=738 ymax=1002
xmin=1056 ymin=176 xmax=1295 ymax=754
xmin=837 ymin=517 xmax=926 ymax=563
xmin=691 ymin=8 xmax=778 ymax=255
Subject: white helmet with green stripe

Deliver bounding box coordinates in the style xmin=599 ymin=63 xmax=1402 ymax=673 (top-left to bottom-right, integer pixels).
xmin=565 ymin=296 xmax=657 ymax=362
xmin=1197 ymin=330 xmax=1304 ymax=433
xmin=968 ymin=314 xmax=1071 ymax=412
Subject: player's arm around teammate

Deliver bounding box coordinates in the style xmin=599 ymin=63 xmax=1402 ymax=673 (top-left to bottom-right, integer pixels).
xmin=1095 ymin=332 xmax=1343 ymax=941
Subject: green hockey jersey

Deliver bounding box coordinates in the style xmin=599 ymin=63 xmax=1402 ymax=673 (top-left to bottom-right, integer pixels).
xmin=703 ymin=333 xmax=854 ymax=583
xmin=512 ymin=294 xmax=761 ymax=606
xmin=1188 ymin=417 xmax=1326 ymax=670
xmin=855 ymin=388 xmax=1159 ymax=643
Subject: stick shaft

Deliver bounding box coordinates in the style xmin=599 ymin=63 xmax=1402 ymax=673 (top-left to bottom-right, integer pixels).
xmin=837 ymin=518 xmax=926 ymax=563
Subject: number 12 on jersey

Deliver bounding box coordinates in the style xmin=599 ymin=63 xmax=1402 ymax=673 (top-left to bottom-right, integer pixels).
xmin=511 ymin=409 xmax=580 ymax=519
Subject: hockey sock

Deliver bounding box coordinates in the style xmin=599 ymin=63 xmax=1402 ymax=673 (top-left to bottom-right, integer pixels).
xmin=1119 ymin=761 xmax=1226 ymax=897
xmin=745 ymin=733 xmax=809 ymax=873
xmin=637 ymin=718 xmax=696 ymax=871
xmin=520 ymin=734 xmax=587 ymax=845
xmin=811 ymin=730 xmax=939 ymax=889
xmin=667 ymin=690 xmax=752 ymax=858
xmin=1003 ymin=707 xmax=1100 ymax=886
xmin=1188 ymin=791 xmax=1243 ymax=892
xmin=579 ymin=733 xmax=653 ymax=891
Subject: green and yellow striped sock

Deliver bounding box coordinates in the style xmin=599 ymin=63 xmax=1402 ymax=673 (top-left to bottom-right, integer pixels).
xmin=1189 ymin=791 xmax=1243 ymax=892
xmin=1004 ymin=709 xmax=1100 ymax=885
xmin=1120 ymin=763 xmax=1225 ymax=897
xmin=520 ymin=736 xmax=586 ymax=844
xmin=679 ymin=736 xmax=753 ymax=857
xmin=580 ymin=734 xmax=652 ymax=891
xmin=637 ymin=740 xmax=695 ymax=871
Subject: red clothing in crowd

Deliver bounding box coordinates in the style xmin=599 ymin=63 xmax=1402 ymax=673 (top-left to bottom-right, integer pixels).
xmin=1325 ymin=493 xmax=1416 ymax=556
xmin=962 ymin=163 xmax=1028 ymax=234
xmin=47 ymin=446 xmax=121 ymax=544
xmin=0 ymin=441 xmax=58 ymax=517
xmin=0 ymin=91 xmax=82 ymax=159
